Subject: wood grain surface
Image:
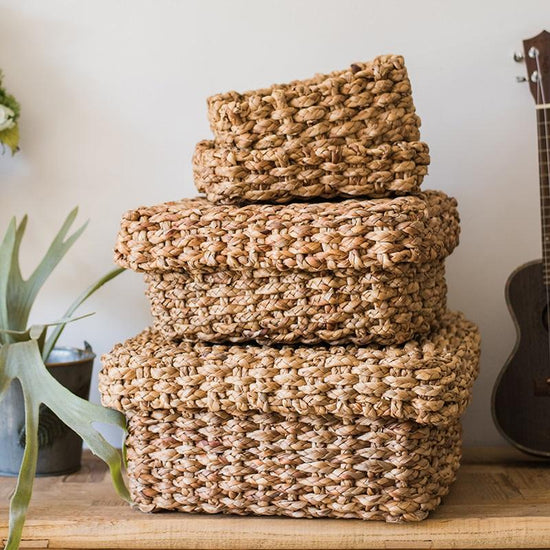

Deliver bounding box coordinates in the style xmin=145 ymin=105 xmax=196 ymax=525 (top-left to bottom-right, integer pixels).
xmin=1 ymin=448 xmax=549 ymax=550
xmin=493 ymin=260 xmax=550 ymax=456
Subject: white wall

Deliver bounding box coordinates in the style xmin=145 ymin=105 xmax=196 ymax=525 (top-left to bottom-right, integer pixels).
xmin=1 ymin=0 xmax=548 ymax=447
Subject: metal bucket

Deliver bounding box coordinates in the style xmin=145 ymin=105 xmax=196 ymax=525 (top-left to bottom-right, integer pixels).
xmin=0 ymin=344 xmax=95 ymax=477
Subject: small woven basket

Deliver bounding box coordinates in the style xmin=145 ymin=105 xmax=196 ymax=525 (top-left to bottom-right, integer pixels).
xmin=100 ymin=311 xmax=480 ymax=521
xmin=115 ymin=190 xmax=459 ymax=345
xmin=193 ymin=139 xmax=430 ymax=204
xmin=207 ymin=55 xmax=420 ymax=150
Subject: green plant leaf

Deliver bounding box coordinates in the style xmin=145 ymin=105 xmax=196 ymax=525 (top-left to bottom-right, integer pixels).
xmin=5 ymin=375 xmax=39 ymax=550
xmin=0 ymin=343 xmax=11 ymax=402
xmin=42 ymin=267 xmax=125 ymax=361
xmin=1 ymin=339 xmax=129 ymax=550
xmin=8 ymin=216 xmax=28 ymax=288
xmin=3 ymin=209 xmax=87 ymax=337
xmin=0 ymin=219 xmax=16 ymax=345
xmin=0 ymin=314 xmax=93 ymax=346
xmin=0 ymin=210 xmax=128 ymax=550
xmin=0 ymin=124 xmax=20 ymax=155
xmin=0 ymin=71 xmax=21 ymax=119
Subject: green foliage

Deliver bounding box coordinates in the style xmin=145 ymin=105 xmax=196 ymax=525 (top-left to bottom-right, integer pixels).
xmin=0 ymin=71 xmax=20 ymax=119
xmin=0 ymin=125 xmax=19 ymax=155
xmin=0 ymin=71 xmax=20 ymax=154
xmin=0 ymin=210 xmax=129 ymax=550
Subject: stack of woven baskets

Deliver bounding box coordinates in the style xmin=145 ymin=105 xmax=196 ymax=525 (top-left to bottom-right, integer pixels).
xmin=100 ymin=54 xmax=480 ymax=522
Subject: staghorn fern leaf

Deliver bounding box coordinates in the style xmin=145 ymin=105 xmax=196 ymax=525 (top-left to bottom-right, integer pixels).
xmin=0 ymin=337 xmax=130 ymax=550
xmin=42 ymin=267 xmax=124 ymax=361
xmin=3 ymin=209 xmax=87 ymax=340
xmin=0 ymin=219 xmax=16 ymax=345
xmin=0 ymin=212 xmax=128 ymax=550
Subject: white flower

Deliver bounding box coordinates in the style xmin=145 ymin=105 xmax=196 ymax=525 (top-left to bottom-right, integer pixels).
xmin=0 ymin=104 xmax=15 ymax=132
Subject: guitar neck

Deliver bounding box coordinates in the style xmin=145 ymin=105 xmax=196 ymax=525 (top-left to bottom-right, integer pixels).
xmin=538 ymin=105 xmax=550 ymax=286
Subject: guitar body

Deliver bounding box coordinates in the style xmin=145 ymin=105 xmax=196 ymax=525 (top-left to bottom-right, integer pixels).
xmin=492 ymin=259 xmax=550 ymax=456
xmin=492 ymin=31 xmax=550 ymax=457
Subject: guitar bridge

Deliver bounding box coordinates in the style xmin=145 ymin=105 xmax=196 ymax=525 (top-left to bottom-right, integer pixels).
xmin=533 ymin=377 xmax=550 ymax=396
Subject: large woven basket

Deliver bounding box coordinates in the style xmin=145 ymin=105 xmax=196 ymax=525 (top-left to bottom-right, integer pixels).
xmin=115 ymin=190 xmax=459 ymax=345
xmin=124 ymin=412 xmax=461 ymax=521
xmin=207 ymin=55 xmax=420 ymax=150
xmin=100 ymin=311 xmax=480 ymax=521
xmin=193 ymin=139 xmax=430 ymax=204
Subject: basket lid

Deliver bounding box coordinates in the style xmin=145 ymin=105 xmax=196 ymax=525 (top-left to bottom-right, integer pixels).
xmin=100 ymin=311 xmax=480 ymax=427
xmin=114 ymin=190 xmax=459 ymax=274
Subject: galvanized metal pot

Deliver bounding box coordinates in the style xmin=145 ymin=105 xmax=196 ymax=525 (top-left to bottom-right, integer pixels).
xmin=0 ymin=344 xmax=95 ymax=477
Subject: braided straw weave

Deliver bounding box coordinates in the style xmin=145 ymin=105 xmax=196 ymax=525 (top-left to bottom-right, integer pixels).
xmin=114 ymin=190 xmax=459 ymax=273
xmin=106 ymin=51 xmax=474 ymax=522
xmin=144 ymin=260 xmax=447 ymax=345
xmin=207 ymin=55 xmax=420 ymax=150
xmin=193 ymin=139 xmax=430 ymax=204
xmin=99 ymin=311 xmax=479 ymax=520
xmin=115 ymin=190 xmax=458 ymax=344
xmin=123 ymin=412 xmax=461 ymax=521
xmin=100 ymin=311 xmax=480 ymax=425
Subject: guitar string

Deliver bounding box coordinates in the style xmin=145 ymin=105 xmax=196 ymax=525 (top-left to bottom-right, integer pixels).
xmin=533 ymin=50 xmax=550 ymax=372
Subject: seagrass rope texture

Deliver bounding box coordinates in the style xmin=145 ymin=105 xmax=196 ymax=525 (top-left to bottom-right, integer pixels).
xmin=123 ymin=412 xmax=462 ymax=521
xmin=103 ymin=51 xmax=479 ymax=523
xmin=100 ymin=311 xmax=480 ymax=426
xmin=207 ymin=55 xmax=420 ymax=150
xmin=144 ymin=260 xmax=448 ymax=345
xmin=115 ymin=190 xmax=458 ymax=345
xmin=115 ymin=190 xmax=459 ymax=274
xmin=99 ymin=310 xmax=480 ymax=521
xmin=193 ymin=139 xmax=430 ymax=204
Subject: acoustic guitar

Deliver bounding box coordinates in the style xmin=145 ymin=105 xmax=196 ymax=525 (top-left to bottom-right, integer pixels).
xmin=492 ymin=30 xmax=550 ymax=457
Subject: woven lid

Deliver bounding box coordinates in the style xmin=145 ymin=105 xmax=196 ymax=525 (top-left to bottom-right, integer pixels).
xmin=100 ymin=311 xmax=480 ymax=427
xmin=114 ymin=190 xmax=459 ymax=274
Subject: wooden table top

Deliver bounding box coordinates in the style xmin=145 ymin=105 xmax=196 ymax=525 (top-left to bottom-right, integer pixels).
xmin=0 ymin=447 xmax=549 ymax=550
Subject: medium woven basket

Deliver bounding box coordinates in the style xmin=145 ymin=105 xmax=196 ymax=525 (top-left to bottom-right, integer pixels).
xmin=115 ymin=190 xmax=459 ymax=345
xmin=193 ymin=139 xmax=430 ymax=204
xmin=144 ymin=260 xmax=446 ymax=345
xmin=100 ymin=311 xmax=480 ymax=521
xmin=207 ymin=55 xmax=420 ymax=150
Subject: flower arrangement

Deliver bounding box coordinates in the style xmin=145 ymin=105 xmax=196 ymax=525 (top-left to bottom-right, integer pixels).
xmin=0 ymin=71 xmax=20 ymax=154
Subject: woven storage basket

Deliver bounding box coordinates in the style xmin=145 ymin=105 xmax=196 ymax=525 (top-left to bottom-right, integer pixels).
xmin=207 ymin=54 xmax=420 ymax=150
xmin=144 ymin=260 xmax=447 ymax=345
xmin=115 ymin=190 xmax=459 ymax=345
xmin=193 ymin=139 xmax=430 ymax=204
xmin=124 ymin=412 xmax=461 ymax=521
xmin=100 ymin=311 xmax=480 ymax=521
